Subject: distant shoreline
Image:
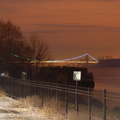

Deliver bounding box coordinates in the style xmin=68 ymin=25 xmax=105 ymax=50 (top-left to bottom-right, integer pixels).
xmin=89 ymin=59 xmax=120 ymax=67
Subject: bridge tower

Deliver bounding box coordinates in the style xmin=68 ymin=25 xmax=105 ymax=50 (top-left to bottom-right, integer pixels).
xmin=85 ymin=54 xmax=89 ymax=67
xmin=85 ymin=54 xmax=89 ymax=63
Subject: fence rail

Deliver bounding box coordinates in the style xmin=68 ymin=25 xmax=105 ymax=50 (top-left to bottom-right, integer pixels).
xmin=0 ymin=76 xmax=120 ymax=120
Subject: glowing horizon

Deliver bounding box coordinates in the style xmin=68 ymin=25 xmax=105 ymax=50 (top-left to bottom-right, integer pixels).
xmin=1 ymin=0 xmax=120 ymax=59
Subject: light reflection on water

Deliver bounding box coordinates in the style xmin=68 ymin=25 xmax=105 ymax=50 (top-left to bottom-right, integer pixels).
xmin=88 ymin=67 xmax=120 ymax=93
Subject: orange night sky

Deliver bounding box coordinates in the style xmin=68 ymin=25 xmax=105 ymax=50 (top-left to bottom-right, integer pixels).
xmin=1 ymin=0 xmax=120 ymax=59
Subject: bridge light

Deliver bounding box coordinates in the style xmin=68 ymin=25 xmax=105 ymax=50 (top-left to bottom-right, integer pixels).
xmin=14 ymin=54 xmax=19 ymax=57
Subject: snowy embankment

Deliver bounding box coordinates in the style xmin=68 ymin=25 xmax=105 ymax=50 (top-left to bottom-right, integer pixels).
xmin=0 ymin=95 xmax=103 ymax=120
xmin=0 ymin=88 xmax=119 ymax=120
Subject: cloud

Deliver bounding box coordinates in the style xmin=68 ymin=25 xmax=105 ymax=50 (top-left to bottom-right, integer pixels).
xmin=33 ymin=23 xmax=98 ymax=28
xmin=24 ymin=30 xmax=60 ymax=34
xmin=33 ymin=23 xmax=120 ymax=30
xmin=33 ymin=23 xmax=117 ymax=29
xmin=24 ymin=23 xmax=120 ymax=34
xmin=1 ymin=0 xmax=69 ymax=4
xmin=1 ymin=0 xmax=119 ymax=4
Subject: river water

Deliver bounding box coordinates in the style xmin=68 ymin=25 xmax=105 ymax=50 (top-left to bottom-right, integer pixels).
xmin=88 ymin=67 xmax=120 ymax=93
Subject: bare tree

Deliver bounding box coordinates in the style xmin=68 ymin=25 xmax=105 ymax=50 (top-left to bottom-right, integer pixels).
xmin=26 ymin=34 xmax=52 ymax=79
xmin=0 ymin=19 xmax=24 ymax=63
xmin=26 ymin=34 xmax=51 ymax=60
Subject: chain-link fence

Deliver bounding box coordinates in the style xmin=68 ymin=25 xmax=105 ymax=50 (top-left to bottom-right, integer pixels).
xmin=0 ymin=77 xmax=120 ymax=120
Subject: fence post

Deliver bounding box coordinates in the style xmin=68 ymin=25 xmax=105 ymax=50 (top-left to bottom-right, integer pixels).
xmin=48 ymin=82 xmax=50 ymax=107
xmin=76 ymin=81 xmax=78 ymax=112
xmin=65 ymin=84 xmax=68 ymax=114
xmin=103 ymin=89 xmax=106 ymax=120
xmin=88 ymin=88 xmax=91 ymax=120
xmin=56 ymin=83 xmax=58 ymax=112
xmin=35 ymin=80 xmax=37 ymax=96
xmin=41 ymin=81 xmax=43 ymax=107
xmin=23 ymin=79 xmax=25 ymax=97
xmin=48 ymin=82 xmax=50 ymax=116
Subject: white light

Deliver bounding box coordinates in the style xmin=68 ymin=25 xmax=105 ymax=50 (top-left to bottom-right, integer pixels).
xmin=1 ymin=73 xmax=5 ymax=76
xmin=73 ymin=71 xmax=81 ymax=81
xmin=23 ymin=72 xmax=26 ymax=75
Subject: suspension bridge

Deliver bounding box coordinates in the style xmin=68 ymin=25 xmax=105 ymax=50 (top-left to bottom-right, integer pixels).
xmin=12 ymin=53 xmax=99 ymax=64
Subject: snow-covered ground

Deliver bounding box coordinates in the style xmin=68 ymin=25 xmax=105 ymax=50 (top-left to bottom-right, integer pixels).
xmin=0 ymin=97 xmax=47 ymax=120
xmin=0 ymin=96 xmax=119 ymax=120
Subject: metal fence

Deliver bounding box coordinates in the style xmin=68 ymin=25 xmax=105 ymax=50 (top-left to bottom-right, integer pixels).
xmin=0 ymin=77 xmax=120 ymax=120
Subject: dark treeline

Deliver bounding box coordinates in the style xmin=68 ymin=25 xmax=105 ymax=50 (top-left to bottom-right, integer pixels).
xmin=0 ymin=19 xmax=51 ymax=79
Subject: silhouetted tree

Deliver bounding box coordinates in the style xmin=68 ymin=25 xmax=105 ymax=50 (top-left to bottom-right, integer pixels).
xmin=26 ymin=34 xmax=51 ymax=60
xmin=0 ymin=20 xmax=52 ymax=79
xmin=0 ymin=19 xmax=24 ymax=63
xmin=25 ymin=34 xmax=52 ymax=79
